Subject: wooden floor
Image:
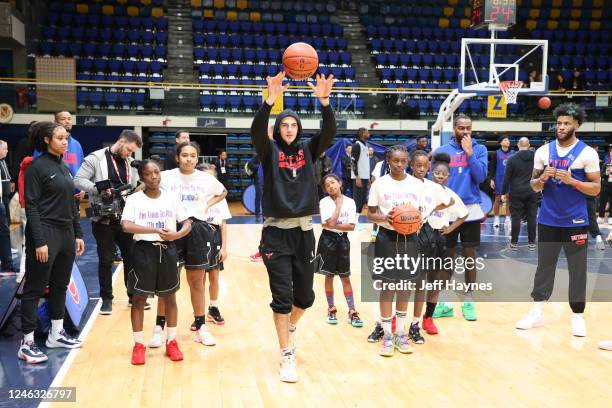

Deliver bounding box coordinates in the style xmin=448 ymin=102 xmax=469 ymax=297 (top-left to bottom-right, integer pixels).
xmin=52 ymin=224 xmax=612 ymax=408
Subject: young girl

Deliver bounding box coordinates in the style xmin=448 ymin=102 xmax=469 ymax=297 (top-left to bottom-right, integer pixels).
xmin=18 ymin=122 xmax=85 ymax=364
xmin=121 ymin=160 xmax=192 ymax=365
xmin=199 ymin=163 xmax=231 ymax=326
xmin=421 ymin=152 xmax=469 ymax=334
xmin=368 ymin=145 xmax=450 ymax=357
xmin=148 ymin=142 xmax=227 ymax=348
xmin=316 ymin=174 xmax=362 ymax=327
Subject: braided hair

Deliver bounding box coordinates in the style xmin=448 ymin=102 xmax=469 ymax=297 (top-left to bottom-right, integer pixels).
xmin=31 ymin=121 xmax=63 ymax=153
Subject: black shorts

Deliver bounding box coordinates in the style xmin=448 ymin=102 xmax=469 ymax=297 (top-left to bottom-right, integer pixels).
xmin=372 ymin=227 xmax=422 ymax=283
xmin=445 ymin=220 xmax=481 ymax=249
xmin=178 ymin=218 xmax=215 ymax=270
xmin=416 ymin=224 xmax=448 ymax=273
xmin=128 ymin=241 xmax=180 ymax=297
xmin=259 ymin=226 xmax=316 ymax=314
xmin=316 ymin=229 xmax=351 ymax=277
xmin=205 ymin=224 xmax=224 ymax=272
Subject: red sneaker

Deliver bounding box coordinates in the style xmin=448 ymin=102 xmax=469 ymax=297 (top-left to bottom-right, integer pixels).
xmin=165 ymin=340 xmax=184 ymax=361
xmin=131 ymin=342 xmax=146 ymax=365
xmin=422 ymin=316 xmax=438 ymax=335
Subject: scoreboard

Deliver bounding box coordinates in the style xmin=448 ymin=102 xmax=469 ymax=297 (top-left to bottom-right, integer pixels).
xmin=472 ymin=0 xmax=517 ymax=29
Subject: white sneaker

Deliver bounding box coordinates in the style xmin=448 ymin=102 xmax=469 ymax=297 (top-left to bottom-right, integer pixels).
xmin=148 ymin=325 xmax=164 ymax=348
xmin=196 ymin=325 xmax=216 ymax=346
xmin=279 ymin=351 xmax=298 ymax=383
xmin=288 ymin=328 xmax=296 ymax=354
xmin=598 ymin=340 xmax=612 ymax=351
xmin=595 ymin=235 xmax=605 ymax=250
xmin=11 ymin=248 xmax=18 ymax=254
xmin=515 ymin=309 xmax=544 ymax=330
xmin=597 ymin=217 xmax=604 ymax=224
xmin=17 ymin=339 xmax=48 ymax=363
xmin=46 ymin=329 xmax=83 ymax=349
xmin=571 ymin=314 xmax=586 ymax=337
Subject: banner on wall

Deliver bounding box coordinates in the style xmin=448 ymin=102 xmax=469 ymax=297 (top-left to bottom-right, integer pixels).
xmin=197 ymin=117 xmax=226 ymax=128
xmin=76 ymin=115 xmax=107 ymax=126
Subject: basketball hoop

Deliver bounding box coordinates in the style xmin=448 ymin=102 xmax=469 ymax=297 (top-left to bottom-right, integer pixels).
xmin=499 ymin=80 xmax=523 ymax=104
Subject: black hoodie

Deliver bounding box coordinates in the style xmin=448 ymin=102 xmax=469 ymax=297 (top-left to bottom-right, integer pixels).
xmin=250 ymin=101 xmax=336 ymax=218
xmin=501 ymin=149 xmax=536 ymax=195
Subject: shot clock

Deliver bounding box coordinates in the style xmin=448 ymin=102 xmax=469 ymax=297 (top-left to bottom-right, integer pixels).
xmin=472 ymin=0 xmax=517 ymax=29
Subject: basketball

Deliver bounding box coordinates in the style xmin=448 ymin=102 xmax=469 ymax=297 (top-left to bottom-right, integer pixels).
xmin=538 ymin=96 xmax=552 ymax=109
xmin=282 ymin=42 xmax=319 ymax=80
xmin=391 ymin=204 xmax=422 ymax=235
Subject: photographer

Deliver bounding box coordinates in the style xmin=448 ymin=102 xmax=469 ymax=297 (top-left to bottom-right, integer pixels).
xmin=74 ymin=130 xmax=142 ymax=315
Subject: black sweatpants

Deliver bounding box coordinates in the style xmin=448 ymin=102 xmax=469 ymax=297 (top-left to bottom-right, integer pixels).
xmin=259 ymin=226 xmax=316 ymax=314
xmin=509 ymin=192 xmax=538 ymax=244
xmin=352 ymin=178 xmax=369 ymax=212
xmin=21 ymin=223 xmax=76 ymax=334
xmin=586 ymin=197 xmax=602 ymax=238
xmin=531 ymin=224 xmax=588 ymax=313
xmin=92 ymin=220 xmax=134 ymax=300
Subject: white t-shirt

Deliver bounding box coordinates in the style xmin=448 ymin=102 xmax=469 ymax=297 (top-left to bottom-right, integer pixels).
xmin=368 ymin=174 xmax=449 ymax=230
xmin=122 ymin=190 xmax=189 ymax=241
xmin=534 ymin=139 xmax=600 ymax=173
xmin=204 ymin=198 xmax=232 ymax=226
xmin=371 ymin=161 xmax=384 ymax=180
xmin=319 ymin=195 xmax=358 ymax=233
xmin=160 ymin=168 xmax=225 ymax=221
xmin=428 ymin=187 xmax=469 ymax=229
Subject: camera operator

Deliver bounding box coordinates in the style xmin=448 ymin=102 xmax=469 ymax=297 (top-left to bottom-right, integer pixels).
xmin=75 ymin=130 xmax=143 ymax=315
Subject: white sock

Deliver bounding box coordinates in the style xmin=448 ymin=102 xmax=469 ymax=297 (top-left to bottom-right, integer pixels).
xmin=572 ymin=313 xmax=584 ymax=319
xmin=210 ymin=299 xmax=219 ymax=307
xmin=289 ymin=323 xmax=296 ymax=332
xmin=167 ymin=327 xmax=177 ymax=341
xmin=133 ymin=331 xmax=144 ymax=344
xmin=51 ymin=319 xmax=63 ymax=337
xmin=596 ymin=235 xmax=603 ymax=242
xmin=24 ymin=331 xmax=34 ymax=343
xmin=465 ymin=291 xmax=473 ymax=302
xmin=412 ymin=317 xmax=420 ymax=325
xmin=532 ymin=302 xmax=544 ymax=314
xmin=494 ymin=216 xmax=500 ymax=224
xmin=395 ymin=311 xmax=407 ymax=334
xmin=381 ymin=316 xmax=393 ymax=336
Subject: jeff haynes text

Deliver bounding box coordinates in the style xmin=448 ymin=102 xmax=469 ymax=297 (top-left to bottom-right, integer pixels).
xmin=372 ymin=280 xmax=494 ymax=292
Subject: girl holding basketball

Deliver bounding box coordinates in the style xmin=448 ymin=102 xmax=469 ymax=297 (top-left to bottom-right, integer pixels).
xmin=121 ymin=160 xmax=192 ymax=365
xmin=148 ymin=142 xmax=227 ymax=349
xmin=367 ymin=145 xmax=450 ymax=357
xmin=408 ymin=150 xmax=454 ymax=343
xmin=420 ymin=153 xmax=468 ymax=335
xmin=316 ymin=174 xmax=362 ymax=327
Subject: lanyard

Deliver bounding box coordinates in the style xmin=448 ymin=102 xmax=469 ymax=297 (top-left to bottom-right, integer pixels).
xmin=109 ymin=148 xmax=130 ymax=185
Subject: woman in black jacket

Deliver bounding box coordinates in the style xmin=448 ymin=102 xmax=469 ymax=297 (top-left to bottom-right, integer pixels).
xmin=18 ymin=122 xmax=85 ymax=364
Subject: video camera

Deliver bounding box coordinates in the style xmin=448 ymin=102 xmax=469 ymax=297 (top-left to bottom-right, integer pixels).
xmin=84 ymin=179 xmax=134 ymax=220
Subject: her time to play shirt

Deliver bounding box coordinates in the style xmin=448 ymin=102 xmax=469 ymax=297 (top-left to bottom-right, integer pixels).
xmin=160 ymin=168 xmax=225 ymax=221
xmin=319 ymin=195 xmax=358 ymax=233
xmin=428 ymin=187 xmax=469 ymax=230
xmin=122 ymin=190 xmax=189 ymax=241
xmin=205 ymin=198 xmax=232 ymax=226
xmin=368 ymin=174 xmax=450 ymax=231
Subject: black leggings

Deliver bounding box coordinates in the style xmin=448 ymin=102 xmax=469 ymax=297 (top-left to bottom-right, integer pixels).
xmin=531 ymin=224 xmax=587 ymax=313
xmin=21 ymin=223 xmax=76 ymax=334
xmin=598 ymin=184 xmax=612 ymax=218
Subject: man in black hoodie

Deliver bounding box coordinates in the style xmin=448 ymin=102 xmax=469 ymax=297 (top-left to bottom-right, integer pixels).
xmin=251 ymin=71 xmax=335 ymax=383
xmin=501 ymin=137 xmax=538 ymax=249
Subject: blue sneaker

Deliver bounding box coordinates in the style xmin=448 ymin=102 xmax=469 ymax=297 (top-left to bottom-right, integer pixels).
xmin=348 ymin=310 xmax=363 ymax=327
xmin=326 ymin=306 xmax=338 ymax=324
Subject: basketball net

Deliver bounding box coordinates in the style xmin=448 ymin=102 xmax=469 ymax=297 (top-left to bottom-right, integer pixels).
xmin=499 ymin=80 xmax=523 ymax=104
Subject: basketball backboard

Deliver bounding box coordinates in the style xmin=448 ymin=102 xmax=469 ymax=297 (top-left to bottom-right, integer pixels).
xmin=459 ymin=37 xmax=548 ymax=96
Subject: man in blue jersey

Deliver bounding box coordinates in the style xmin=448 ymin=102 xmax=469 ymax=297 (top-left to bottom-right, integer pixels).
xmin=516 ymin=103 xmax=601 ymax=337
xmin=490 ymin=136 xmax=513 ymax=227
xmin=432 ymin=114 xmax=488 ymax=321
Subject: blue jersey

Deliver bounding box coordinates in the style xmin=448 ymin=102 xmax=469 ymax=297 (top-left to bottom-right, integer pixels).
xmin=538 ymin=141 xmax=588 ymax=227
xmin=494 ymin=148 xmax=513 ymax=194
